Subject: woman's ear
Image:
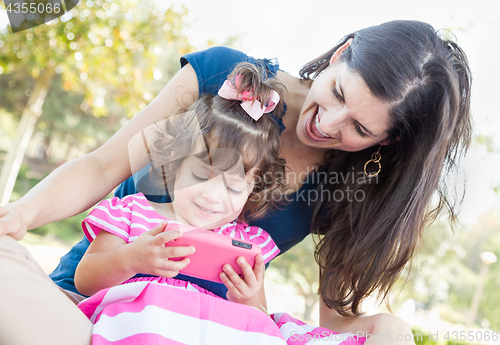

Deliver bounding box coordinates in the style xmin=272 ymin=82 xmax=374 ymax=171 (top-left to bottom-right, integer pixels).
xmin=379 ymin=136 xmax=400 ymax=146
xmin=329 ymin=38 xmax=353 ymax=65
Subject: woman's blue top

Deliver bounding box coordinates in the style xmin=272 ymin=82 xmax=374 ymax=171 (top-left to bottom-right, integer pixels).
xmin=49 ymin=46 xmax=321 ymax=298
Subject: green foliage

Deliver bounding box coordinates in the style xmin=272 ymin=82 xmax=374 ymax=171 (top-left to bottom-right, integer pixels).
xmin=0 ymin=0 xmax=197 ymax=240
xmin=0 ymin=0 xmax=194 ymax=118
xmin=394 ymin=209 xmax=500 ymax=331
xmin=269 ymin=235 xmax=319 ymax=321
xmin=412 ymin=328 xmax=442 ymax=345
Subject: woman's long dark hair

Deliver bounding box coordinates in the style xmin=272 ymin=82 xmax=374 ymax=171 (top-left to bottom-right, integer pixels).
xmin=300 ymin=20 xmax=472 ymax=315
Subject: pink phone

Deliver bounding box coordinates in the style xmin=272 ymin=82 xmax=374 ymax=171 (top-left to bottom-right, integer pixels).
xmin=164 ymin=224 xmax=262 ymax=283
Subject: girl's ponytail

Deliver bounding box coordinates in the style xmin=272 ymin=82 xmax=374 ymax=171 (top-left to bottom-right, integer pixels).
xmin=224 ymin=62 xmax=285 ymax=119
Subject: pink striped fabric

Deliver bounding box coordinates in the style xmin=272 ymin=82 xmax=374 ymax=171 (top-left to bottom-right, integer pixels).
xmin=82 ymin=193 xmax=279 ymax=264
xmin=78 ymin=281 xmax=287 ymax=344
xmin=271 ymin=313 xmax=366 ymax=345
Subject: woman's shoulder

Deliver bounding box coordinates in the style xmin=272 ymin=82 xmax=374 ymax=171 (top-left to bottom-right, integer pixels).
xmin=180 ymin=46 xmax=279 ymax=96
xmin=181 ymin=46 xmax=250 ymax=65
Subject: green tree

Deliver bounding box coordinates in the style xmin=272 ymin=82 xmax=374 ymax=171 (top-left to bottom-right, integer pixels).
xmin=0 ymin=0 xmax=194 ymax=204
xmin=269 ymin=235 xmax=319 ymax=322
xmin=393 ymin=210 xmax=500 ymax=331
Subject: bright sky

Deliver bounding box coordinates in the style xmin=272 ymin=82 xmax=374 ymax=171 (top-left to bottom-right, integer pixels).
xmin=1 ymin=0 xmax=500 ymax=223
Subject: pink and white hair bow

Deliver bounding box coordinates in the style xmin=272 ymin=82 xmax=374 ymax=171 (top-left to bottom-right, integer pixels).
xmin=217 ymin=78 xmax=280 ymax=121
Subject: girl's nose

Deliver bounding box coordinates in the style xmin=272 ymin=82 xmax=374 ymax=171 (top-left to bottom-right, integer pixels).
xmin=201 ymin=175 xmax=226 ymax=203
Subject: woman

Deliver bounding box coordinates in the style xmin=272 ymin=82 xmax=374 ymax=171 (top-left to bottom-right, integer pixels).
xmin=0 ymin=20 xmax=471 ymax=345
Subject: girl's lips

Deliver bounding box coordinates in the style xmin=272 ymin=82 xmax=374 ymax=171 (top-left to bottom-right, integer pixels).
xmin=305 ymin=107 xmax=333 ymax=142
xmin=194 ymin=202 xmax=220 ymax=217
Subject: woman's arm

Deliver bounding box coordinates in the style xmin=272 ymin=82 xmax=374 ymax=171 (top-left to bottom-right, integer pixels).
xmin=319 ymin=299 xmax=415 ymax=345
xmin=75 ymin=221 xmax=194 ymax=296
xmin=0 ymin=65 xmax=199 ymax=240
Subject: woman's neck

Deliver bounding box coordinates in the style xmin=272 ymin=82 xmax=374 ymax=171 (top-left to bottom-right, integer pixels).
xmin=276 ymin=70 xmax=311 ymax=129
xmin=275 ymin=71 xmax=328 ymax=190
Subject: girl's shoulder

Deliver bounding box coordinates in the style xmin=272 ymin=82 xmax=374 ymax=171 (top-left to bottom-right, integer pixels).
xmin=102 ymin=192 xmax=152 ymax=211
xmin=82 ymin=193 xmax=162 ymax=243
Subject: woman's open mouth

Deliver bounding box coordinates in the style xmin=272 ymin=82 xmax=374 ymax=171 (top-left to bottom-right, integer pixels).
xmin=305 ymin=107 xmax=332 ymax=141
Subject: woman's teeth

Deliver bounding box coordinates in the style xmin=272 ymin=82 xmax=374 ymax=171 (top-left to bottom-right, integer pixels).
xmin=315 ymin=114 xmax=330 ymax=138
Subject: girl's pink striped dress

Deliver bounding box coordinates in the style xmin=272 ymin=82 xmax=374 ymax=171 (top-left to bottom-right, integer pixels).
xmin=77 ymin=193 xmax=285 ymax=344
xmin=77 ymin=193 xmax=366 ymax=345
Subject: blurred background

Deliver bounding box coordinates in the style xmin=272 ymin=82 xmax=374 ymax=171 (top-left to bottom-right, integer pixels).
xmin=1 ymin=0 xmax=499 ymax=343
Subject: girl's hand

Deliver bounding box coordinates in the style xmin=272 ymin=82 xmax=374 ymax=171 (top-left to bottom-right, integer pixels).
xmin=128 ymin=220 xmax=195 ymax=278
xmin=220 ymin=253 xmax=265 ymax=310
xmin=0 ymin=206 xmax=27 ymax=240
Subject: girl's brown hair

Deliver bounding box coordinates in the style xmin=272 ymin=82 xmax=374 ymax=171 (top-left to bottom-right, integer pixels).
xmin=149 ymin=62 xmax=286 ymax=221
xmin=300 ymin=21 xmax=472 ymax=315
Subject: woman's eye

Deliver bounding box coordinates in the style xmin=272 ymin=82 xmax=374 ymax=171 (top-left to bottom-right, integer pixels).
xmin=355 ymin=124 xmax=368 ymax=137
xmin=192 ymin=172 xmax=208 ymax=182
xmin=227 ymin=187 xmax=243 ymax=195
xmin=332 ymin=85 xmax=344 ymax=102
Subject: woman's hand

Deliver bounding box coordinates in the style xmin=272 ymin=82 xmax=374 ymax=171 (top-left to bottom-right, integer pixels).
xmin=0 ymin=205 xmax=27 ymax=240
xmin=127 ymin=221 xmax=195 ymax=278
xmin=220 ymin=253 xmax=266 ymax=312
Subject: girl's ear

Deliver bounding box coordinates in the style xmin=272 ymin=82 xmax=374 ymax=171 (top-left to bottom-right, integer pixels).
xmin=329 ymin=38 xmax=353 ymax=65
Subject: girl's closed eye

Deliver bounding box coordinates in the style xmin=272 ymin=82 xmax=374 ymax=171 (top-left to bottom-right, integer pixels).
xmin=227 ymin=186 xmax=242 ymax=195
xmin=192 ymin=172 xmax=243 ymax=195
xmin=191 ymin=172 xmax=208 ymax=182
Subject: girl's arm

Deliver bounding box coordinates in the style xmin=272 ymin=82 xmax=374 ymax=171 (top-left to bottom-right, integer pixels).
xmin=75 ymin=221 xmax=194 ymax=296
xmin=319 ymin=299 xmax=415 ymax=345
xmin=0 ymin=65 xmax=199 ymax=240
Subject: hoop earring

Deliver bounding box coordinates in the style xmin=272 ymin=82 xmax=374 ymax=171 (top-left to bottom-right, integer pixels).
xmin=364 ymin=146 xmax=382 ymax=178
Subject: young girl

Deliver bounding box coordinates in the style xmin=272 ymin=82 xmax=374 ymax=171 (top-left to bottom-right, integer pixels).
xmin=73 ymin=63 xmax=291 ymax=344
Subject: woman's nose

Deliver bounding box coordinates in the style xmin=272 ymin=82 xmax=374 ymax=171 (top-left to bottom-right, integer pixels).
xmin=320 ymin=108 xmax=346 ymax=136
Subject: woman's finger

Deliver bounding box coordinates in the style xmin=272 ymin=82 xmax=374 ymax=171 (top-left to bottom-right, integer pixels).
xmin=0 ymin=208 xmax=26 ymax=240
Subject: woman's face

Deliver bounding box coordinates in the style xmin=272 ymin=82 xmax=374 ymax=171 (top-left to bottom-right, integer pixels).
xmin=297 ymin=44 xmax=393 ymax=152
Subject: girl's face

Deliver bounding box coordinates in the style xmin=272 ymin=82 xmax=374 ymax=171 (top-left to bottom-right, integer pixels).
xmin=172 ymin=155 xmax=255 ymax=230
xmin=297 ymin=41 xmax=393 ymax=152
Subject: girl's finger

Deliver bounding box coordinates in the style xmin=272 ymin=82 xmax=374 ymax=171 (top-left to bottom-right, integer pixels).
xmin=220 ymin=272 xmax=242 ymax=298
xmin=160 ymin=257 xmax=191 ymax=271
xmin=162 ymin=244 xmax=195 ymax=258
xmin=223 ymin=263 xmax=247 ymax=291
xmin=252 ymin=254 xmax=265 ymax=281
xmin=148 ymin=220 xmax=169 ymax=237
xmin=219 ymin=272 xmax=244 ymax=301
xmin=155 ymin=228 xmax=183 ymax=246
xmin=236 ymin=256 xmax=257 ymax=286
